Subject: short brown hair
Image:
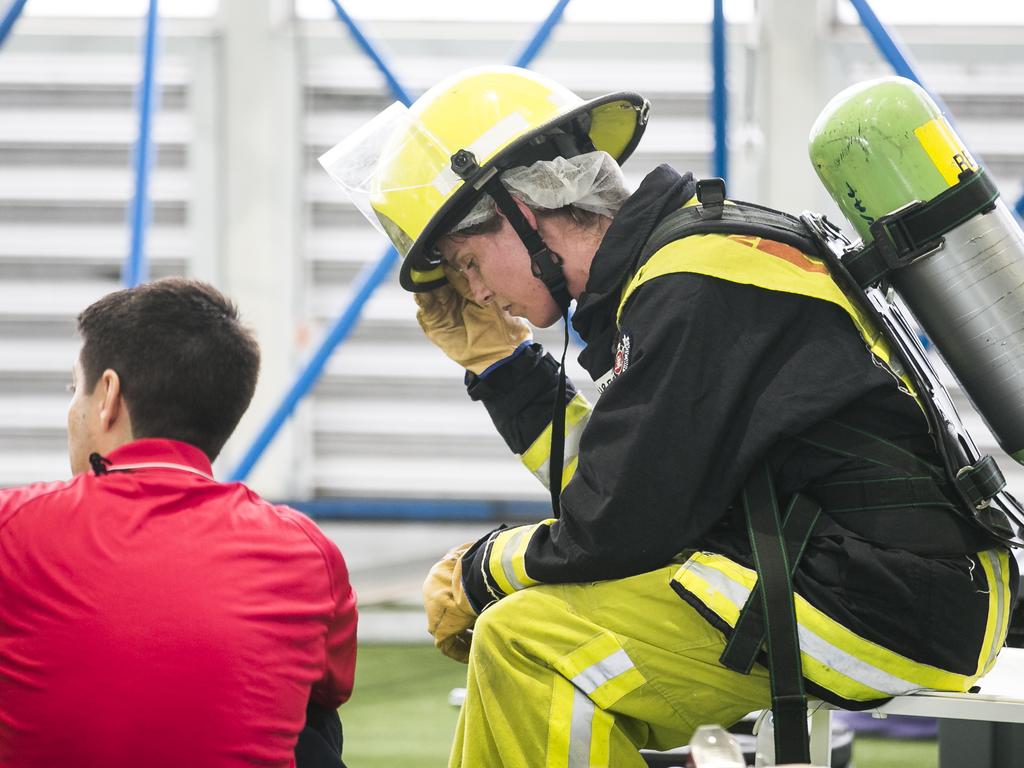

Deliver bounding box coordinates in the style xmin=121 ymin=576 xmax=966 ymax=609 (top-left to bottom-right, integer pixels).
xmin=76 ymin=278 xmax=260 ymax=461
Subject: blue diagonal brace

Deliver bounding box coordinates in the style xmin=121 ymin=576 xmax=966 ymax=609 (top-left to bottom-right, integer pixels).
xmin=513 ymin=0 xmax=571 ymax=68
xmin=0 ymin=0 xmax=28 ymax=51
xmin=326 ymin=0 xmax=412 ymax=106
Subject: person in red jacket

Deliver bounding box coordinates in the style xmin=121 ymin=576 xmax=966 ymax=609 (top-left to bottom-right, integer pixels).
xmin=0 ymin=277 xmax=357 ymax=768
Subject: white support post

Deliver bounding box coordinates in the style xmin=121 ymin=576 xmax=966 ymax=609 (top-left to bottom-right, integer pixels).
xmin=215 ymin=0 xmax=302 ymax=497
xmin=753 ymin=0 xmax=833 ymax=214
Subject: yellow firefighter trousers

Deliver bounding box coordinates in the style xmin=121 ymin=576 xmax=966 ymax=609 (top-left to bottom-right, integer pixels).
xmin=449 ymin=564 xmax=772 ymax=768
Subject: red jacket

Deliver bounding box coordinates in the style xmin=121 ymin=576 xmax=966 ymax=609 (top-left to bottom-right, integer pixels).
xmin=0 ymin=439 xmax=357 ymax=768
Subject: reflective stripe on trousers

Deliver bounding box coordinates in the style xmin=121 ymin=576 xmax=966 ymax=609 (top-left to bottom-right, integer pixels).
xmin=672 ymin=548 xmax=1012 ymax=702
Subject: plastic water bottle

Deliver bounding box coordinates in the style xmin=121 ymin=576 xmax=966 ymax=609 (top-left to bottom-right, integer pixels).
xmin=689 ymin=724 xmax=746 ymax=767
xmin=753 ymin=710 xmax=775 ymax=766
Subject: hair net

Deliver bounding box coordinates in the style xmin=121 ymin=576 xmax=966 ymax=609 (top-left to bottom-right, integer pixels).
xmin=451 ymin=150 xmax=631 ymax=234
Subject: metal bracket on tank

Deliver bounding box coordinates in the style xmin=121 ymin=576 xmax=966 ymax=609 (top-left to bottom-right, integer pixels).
xmin=841 ymin=168 xmax=1000 ymax=289
xmin=868 ymin=201 xmax=945 ymax=271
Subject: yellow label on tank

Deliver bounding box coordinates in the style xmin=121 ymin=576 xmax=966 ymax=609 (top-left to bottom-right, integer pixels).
xmin=914 ymin=117 xmax=979 ymax=187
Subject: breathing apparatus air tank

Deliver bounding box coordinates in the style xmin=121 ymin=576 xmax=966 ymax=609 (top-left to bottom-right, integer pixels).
xmin=809 ymin=76 xmax=1024 ymax=465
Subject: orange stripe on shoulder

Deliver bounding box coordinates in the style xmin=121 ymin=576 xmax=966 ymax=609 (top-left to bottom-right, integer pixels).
xmin=756 ymin=239 xmax=829 ymax=273
xmin=727 ymin=234 xmax=760 ymax=248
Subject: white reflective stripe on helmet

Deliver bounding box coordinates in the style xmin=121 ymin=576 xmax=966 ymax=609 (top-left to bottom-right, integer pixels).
xmin=431 ymin=112 xmax=532 ymax=196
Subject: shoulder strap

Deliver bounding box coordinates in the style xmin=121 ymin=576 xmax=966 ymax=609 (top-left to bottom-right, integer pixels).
xmin=640 ymin=196 xmax=819 ymax=267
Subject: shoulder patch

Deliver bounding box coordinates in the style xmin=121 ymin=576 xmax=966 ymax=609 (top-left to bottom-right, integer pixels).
xmin=613 ymin=330 xmax=632 ymax=378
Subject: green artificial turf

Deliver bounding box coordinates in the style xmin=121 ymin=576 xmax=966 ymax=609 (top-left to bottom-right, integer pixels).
xmin=852 ymin=736 xmax=938 ymax=768
xmin=341 ymin=644 xmax=940 ymax=767
xmin=340 ymin=644 xmax=467 ymax=768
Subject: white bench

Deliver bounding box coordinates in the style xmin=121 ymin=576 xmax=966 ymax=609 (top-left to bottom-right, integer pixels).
xmin=808 ymin=646 xmax=1024 ymax=766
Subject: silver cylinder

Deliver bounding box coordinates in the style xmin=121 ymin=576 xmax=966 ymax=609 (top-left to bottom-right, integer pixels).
xmin=896 ymin=198 xmax=1024 ymax=462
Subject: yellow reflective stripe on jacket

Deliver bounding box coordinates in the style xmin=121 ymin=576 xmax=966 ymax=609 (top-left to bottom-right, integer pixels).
xmin=672 ymin=552 xmax=1003 ymax=701
xmin=976 ymin=548 xmax=1013 ymax=677
xmin=487 ymin=520 xmax=556 ymax=596
xmin=615 ymin=230 xmax=917 ymax=397
xmin=521 ymin=393 xmax=592 ymax=491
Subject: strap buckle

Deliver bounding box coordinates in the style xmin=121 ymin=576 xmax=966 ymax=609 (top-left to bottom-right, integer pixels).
xmin=868 ymin=200 xmax=945 ymax=270
xmin=696 ymin=177 xmax=726 ymax=219
xmin=956 ymin=455 xmax=1007 ymax=510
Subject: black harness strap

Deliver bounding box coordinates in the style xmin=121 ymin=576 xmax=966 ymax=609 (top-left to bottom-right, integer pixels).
xmin=640 ymin=198 xmax=819 ymax=267
xmin=799 ymin=419 xmax=945 ymax=479
xmin=799 ymin=418 xmax=1007 ymax=512
xmin=807 ymin=475 xmax=957 ymax=513
xmin=741 ymin=463 xmax=811 ymax=765
xmin=720 ymin=493 xmax=821 ymax=675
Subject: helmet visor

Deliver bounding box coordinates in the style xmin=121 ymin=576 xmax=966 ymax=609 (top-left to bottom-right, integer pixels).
xmin=318 ymin=101 xmax=462 ymax=257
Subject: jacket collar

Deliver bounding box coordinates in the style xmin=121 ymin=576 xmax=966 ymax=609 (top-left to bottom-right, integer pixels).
xmin=573 ymin=165 xmax=695 ymax=375
xmin=100 ymin=439 xmax=215 ymax=479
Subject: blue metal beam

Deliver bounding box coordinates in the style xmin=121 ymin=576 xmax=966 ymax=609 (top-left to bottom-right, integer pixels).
xmin=513 ymin=0 xmax=572 ymax=68
xmin=0 ymin=0 xmax=28 ymax=51
xmin=124 ymin=0 xmax=160 ymax=287
xmin=230 ymin=1 xmax=575 ymax=482
xmin=711 ymin=0 xmax=727 ymax=182
xmin=288 ymin=497 xmax=552 ymax=522
xmin=846 ymin=0 xmax=951 ymax=116
xmin=326 ymin=0 xmax=412 ymax=106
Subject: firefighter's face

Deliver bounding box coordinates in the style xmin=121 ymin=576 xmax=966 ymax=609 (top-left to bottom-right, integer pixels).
xmin=438 ymin=216 xmax=562 ymax=328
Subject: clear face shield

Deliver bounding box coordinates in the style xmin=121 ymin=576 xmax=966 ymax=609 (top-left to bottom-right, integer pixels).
xmin=318 ymin=101 xmax=465 ymax=258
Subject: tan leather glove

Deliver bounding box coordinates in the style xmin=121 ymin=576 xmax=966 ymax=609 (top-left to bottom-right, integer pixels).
xmin=414 ymin=266 xmax=532 ymax=375
xmin=423 ymin=542 xmax=478 ymax=663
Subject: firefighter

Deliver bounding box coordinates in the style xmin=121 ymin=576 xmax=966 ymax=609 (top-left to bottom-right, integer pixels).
xmin=321 ymin=66 xmax=1017 ymax=767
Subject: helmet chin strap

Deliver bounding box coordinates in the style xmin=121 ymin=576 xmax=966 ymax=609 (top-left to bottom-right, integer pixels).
xmin=479 ymin=174 xmax=573 ymax=315
xmin=451 ymin=151 xmax=573 ymax=516
xmin=482 ymin=175 xmax=573 ymax=516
